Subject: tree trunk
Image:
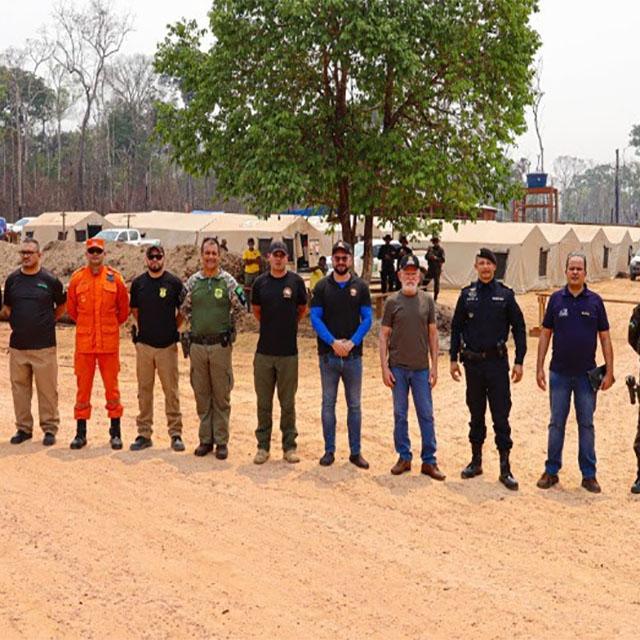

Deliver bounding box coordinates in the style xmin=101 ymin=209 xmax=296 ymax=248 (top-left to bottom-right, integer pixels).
xmin=361 ymin=216 xmax=374 ymax=282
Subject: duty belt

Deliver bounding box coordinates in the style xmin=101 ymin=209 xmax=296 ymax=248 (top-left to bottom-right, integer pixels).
xmin=461 ymin=347 xmax=507 ymax=362
xmin=190 ymin=332 xmax=230 ymax=346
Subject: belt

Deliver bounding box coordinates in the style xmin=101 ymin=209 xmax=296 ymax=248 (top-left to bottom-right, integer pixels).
xmin=461 ymin=347 xmax=506 ymax=362
xmin=190 ymin=333 xmax=229 ymax=346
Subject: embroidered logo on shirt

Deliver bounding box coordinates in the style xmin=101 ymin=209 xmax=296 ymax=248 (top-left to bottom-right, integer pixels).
xmin=349 ymin=288 xmax=357 ymax=297
xmin=491 ymin=296 xmax=504 ymax=301
xmin=283 ymin=287 xmax=292 ymax=299
xmin=559 ymin=308 xmax=568 ymax=317
xmin=36 ymin=283 xmax=49 ymax=290
xmin=106 ymin=272 xmax=115 ymax=283
xmin=159 ymin=287 xmax=167 ymax=298
xmin=581 ymin=311 xmax=591 ymax=317
xmin=214 ymin=288 xmax=223 ymax=299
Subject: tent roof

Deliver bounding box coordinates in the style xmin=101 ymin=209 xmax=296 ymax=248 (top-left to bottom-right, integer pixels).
xmin=105 ymin=212 xmax=217 ymax=232
xmin=600 ymin=225 xmax=632 ymax=243
xmin=439 ymin=220 xmax=540 ymax=244
xmin=199 ymin=213 xmax=305 ymax=234
xmin=571 ymin=224 xmax=604 ymax=242
xmin=534 ymin=223 xmax=578 ymax=243
xmin=29 ymin=211 xmax=101 ymax=226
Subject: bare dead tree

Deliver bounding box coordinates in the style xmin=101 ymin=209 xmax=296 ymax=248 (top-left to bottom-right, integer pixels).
xmin=532 ymin=58 xmax=545 ymax=173
xmin=53 ymin=0 xmax=132 ymax=209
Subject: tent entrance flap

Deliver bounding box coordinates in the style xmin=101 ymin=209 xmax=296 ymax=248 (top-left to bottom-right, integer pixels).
xmin=495 ymin=251 xmax=509 ymax=280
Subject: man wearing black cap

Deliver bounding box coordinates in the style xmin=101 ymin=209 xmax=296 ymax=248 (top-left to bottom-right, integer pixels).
xmin=380 ymin=254 xmax=445 ymax=479
xmin=310 ymin=240 xmax=372 ymax=469
xmin=450 ymin=248 xmax=527 ymax=490
xmin=251 ymin=240 xmax=307 ymax=464
xmin=129 ymin=245 xmax=187 ymax=452
xmin=424 ymin=236 xmax=445 ymax=301
xmin=378 ymin=234 xmax=397 ymax=293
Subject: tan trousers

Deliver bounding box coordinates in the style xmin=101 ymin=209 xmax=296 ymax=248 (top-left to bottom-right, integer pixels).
xmin=9 ymin=346 xmax=59 ymax=435
xmin=189 ymin=342 xmax=233 ymax=445
xmin=135 ymin=342 xmax=183 ymax=437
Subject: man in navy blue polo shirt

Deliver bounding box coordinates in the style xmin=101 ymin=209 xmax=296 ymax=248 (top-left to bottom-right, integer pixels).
xmin=535 ymin=252 xmax=614 ymax=493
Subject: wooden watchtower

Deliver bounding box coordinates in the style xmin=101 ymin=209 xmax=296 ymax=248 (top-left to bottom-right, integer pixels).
xmin=512 ymin=186 xmax=559 ymax=222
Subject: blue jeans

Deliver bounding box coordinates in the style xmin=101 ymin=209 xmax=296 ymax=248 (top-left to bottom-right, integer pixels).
xmin=319 ymin=354 xmax=362 ymax=455
xmin=545 ymin=370 xmax=597 ymax=478
xmin=391 ymin=367 xmax=437 ymax=464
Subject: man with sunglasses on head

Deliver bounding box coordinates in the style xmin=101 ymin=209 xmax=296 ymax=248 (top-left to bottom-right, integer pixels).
xmin=182 ymin=237 xmax=246 ymax=459
xmin=129 ymin=244 xmax=187 ymax=452
xmin=1 ymin=239 xmax=66 ymax=446
xmin=67 ymin=237 xmax=129 ymax=450
xmin=251 ymin=241 xmax=307 ymax=465
xmin=310 ymin=241 xmax=372 ymax=469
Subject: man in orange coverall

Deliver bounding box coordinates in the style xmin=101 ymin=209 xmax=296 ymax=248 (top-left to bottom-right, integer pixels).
xmin=67 ymin=237 xmax=129 ymax=450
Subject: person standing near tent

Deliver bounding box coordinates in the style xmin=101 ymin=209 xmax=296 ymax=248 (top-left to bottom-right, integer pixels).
xmin=378 ymin=235 xmax=397 ymax=293
xmin=395 ymin=235 xmax=413 ymax=290
xmin=311 ymin=241 xmax=372 ymax=469
xmin=309 ymin=256 xmax=328 ymax=292
xmin=535 ymin=252 xmax=614 ymax=494
xmin=242 ymin=237 xmax=261 ymax=310
xmin=251 ymin=241 xmax=307 ymax=464
xmin=67 ymin=237 xmax=129 ymax=450
xmin=1 ymin=239 xmax=66 ymax=446
xmin=182 ymin=237 xmax=246 ymax=459
xmin=129 ymin=244 xmax=187 ymax=452
xmin=424 ymin=236 xmax=445 ymax=301
xmin=450 ymin=248 xmax=526 ymax=491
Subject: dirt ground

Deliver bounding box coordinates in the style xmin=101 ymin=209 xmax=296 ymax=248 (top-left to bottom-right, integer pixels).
xmin=1 ymin=278 xmax=640 ymax=639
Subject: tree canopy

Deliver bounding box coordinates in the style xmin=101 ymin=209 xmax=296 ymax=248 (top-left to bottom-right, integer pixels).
xmin=155 ymin=0 xmax=540 ymax=267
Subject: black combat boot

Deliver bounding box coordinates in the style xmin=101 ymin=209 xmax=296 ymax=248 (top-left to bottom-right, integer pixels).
xmin=499 ymin=449 xmax=519 ymax=491
xmin=461 ymin=442 xmax=483 ymax=479
xmin=109 ymin=418 xmax=123 ymax=450
xmin=70 ymin=420 xmax=87 ymax=450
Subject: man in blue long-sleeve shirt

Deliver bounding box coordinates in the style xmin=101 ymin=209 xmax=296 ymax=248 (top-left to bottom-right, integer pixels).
xmin=310 ymin=241 xmax=372 ymax=469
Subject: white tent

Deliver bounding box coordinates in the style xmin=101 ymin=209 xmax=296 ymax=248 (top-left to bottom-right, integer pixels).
xmin=25 ymin=211 xmax=112 ymax=244
xmin=600 ymin=226 xmax=633 ymax=276
xmin=570 ymin=225 xmax=609 ymax=281
xmin=534 ymin=223 xmax=582 ymax=287
xmin=307 ymin=216 xmax=395 ymax=255
xmin=434 ymin=220 xmax=550 ymax=293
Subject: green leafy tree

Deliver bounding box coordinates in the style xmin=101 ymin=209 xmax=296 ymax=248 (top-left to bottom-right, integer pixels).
xmin=157 ymin=1 xmax=538 ymax=276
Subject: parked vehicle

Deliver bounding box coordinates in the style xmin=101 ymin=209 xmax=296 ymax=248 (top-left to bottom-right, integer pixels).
xmin=93 ymin=228 xmax=160 ymax=246
xmin=7 ymin=217 xmax=37 ymax=240
xmin=630 ymin=250 xmax=640 ymax=280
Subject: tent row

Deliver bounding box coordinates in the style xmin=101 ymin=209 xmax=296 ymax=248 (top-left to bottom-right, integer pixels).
xmin=421 ymin=221 xmax=640 ymax=293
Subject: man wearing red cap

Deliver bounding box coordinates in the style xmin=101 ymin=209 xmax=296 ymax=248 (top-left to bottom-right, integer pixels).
xmin=67 ymin=237 xmax=129 ymax=449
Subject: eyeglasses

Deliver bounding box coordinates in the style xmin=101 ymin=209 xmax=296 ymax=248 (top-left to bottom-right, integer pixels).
xmin=19 ymin=250 xmax=36 ymax=256
xmin=87 ymin=248 xmax=104 ymax=255
xmin=147 ymin=254 xmax=163 ymax=261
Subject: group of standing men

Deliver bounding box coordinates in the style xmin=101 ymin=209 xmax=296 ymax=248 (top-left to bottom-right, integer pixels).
xmin=2 ymin=234 xmax=634 ymax=493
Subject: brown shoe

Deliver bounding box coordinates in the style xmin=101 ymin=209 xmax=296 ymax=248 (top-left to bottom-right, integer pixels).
xmin=194 ymin=442 xmax=214 ymax=457
xmin=536 ymin=471 xmax=559 ymax=489
xmin=421 ymin=463 xmax=446 ymax=481
xmin=390 ymin=458 xmax=411 ymax=475
xmin=581 ymin=477 xmax=601 ymax=493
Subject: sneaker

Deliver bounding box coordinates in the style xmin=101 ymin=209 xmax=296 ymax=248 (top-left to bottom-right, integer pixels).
xmin=10 ymin=430 xmax=32 ymax=445
xmin=171 ymin=435 xmax=185 ymax=452
xmin=42 ymin=432 xmax=56 ymax=446
xmin=130 ymin=436 xmax=153 ymax=451
xmin=283 ymin=449 xmax=300 ymax=464
xmin=319 ymin=451 xmax=335 ymax=466
xmin=253 ymin=449 xmax=270 ymax=465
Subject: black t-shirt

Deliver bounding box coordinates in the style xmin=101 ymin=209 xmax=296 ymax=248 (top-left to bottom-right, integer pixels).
xmin=252 ymin=271 xmax=307 ymax=356
xmin=3 ymin=268 xmax=66 ymax=350
xmin=310 ymin=274 xmax=372 ymax=356
xmin=129 ymin=271 xmax=186 ymax=348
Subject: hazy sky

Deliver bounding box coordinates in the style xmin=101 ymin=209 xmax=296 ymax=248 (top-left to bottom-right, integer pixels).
xmin=3 ymin=0 xmax=638 ymax=171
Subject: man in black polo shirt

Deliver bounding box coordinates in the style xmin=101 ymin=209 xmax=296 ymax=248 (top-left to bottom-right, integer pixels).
xmin=251 ymin=240 xmax=307 ymax=464
xmin=310 ymin=241 xmax=372 ymax=469
xmin=1 ymin=239 xmax=66 ymax=445
xmin=129 ymin=244 xmax=187 ymax=452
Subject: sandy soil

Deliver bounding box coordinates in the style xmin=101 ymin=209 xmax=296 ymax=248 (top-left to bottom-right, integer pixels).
xmin=1 ymin=279 xmax=640 ymax=639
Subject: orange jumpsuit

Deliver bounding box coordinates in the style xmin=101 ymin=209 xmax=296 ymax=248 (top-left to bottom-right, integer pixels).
xmin=67 ymin=265 xmax=129 ymax=420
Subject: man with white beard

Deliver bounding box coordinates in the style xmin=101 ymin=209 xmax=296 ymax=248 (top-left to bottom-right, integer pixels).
xmin=379 ymin=254 xmax=445 ymax=479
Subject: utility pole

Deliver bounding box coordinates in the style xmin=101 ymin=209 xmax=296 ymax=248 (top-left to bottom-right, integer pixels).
xmin=615 ymin=148 xmax=620 ymax=224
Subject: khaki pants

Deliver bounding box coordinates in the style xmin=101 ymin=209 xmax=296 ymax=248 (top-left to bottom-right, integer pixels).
xmin=253 ymin=353 xmax=298 ymax=452
xmin=189 ymin=342 xmax=233 ymax=445
xmin=136 ymin=342 xmax=182 ymax=438
xmin=10 ymin=346 xmax=59 ymax=435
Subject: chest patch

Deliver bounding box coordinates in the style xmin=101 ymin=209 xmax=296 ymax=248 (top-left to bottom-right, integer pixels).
xmin=349 ymin=287 xmax=357 ymax=297
xmin=559 ymin=308 xmax=568 ymax=317
xmin=214 ymin=288 xmax=224 ymax=299
xmin=581 ymin=311 xmax=591 ymax=317
xmin=106 ymin=272 xmax=115 ymax=283
xmin=283 ymin=286 xmax=292 ymax=299
xmin=159 ymin=287 xmax=167 ymax=298
xmin=36 ymin=283 xmax=49 ymax=290
xmin=492 ymin=296 xmax=504 ymax=301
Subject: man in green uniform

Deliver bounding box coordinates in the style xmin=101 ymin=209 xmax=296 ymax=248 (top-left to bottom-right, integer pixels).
xmin=182 ymin=237 xmax=246 ymax=459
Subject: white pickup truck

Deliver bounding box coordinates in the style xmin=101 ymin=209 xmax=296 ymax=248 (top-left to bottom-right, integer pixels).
xmin=93 ymin=228 xmax=160 ymax=247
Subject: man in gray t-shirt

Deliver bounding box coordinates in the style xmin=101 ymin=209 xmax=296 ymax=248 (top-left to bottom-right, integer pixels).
xmin=379 ymin=255 xmax=445 ymax=479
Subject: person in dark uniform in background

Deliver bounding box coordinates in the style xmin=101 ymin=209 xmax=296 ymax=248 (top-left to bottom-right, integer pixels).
xmin=395 ymin=235 xmax=412 ymax=290
xmin=449 ymin=248 xmax=527 ymax=491
xmin=378 ymin=234 xmax=397 ymax=294
xmin=424 ymin=236 xmax=445 ymax=301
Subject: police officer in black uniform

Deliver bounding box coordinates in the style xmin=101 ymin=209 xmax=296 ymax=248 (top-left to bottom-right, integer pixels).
xmin=449 ymin=248 xmax=527 ymax=490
